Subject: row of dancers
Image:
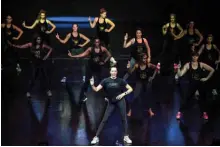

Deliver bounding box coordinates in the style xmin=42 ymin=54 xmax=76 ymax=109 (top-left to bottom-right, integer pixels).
xmin=2 ymin=9 xmax=220 ymax=145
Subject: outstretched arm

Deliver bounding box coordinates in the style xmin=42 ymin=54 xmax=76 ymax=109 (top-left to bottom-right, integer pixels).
xmin=12 ymin=24 xmax=23 ymax=40
xmin=42 ymin=44 xmax=53 ymax=60
xmin=79 ymin=33 xmax=90 ymax=47
xmin=13 ymin=42 xmax=32 ymax=49
xmin=22 ymin=20 xmax=38 ymax=29
xmin=105 ymin=18 xmax=115 ymax=32
xmin=68 ymin=47 xmax=91 ymax=58
xmin=88 ymin=17 xmax=98 ymax=28
xmin=46 ymin=20 xmax=56 ymax=33
xmin=56 ymin=33 xmax=71 ymax=44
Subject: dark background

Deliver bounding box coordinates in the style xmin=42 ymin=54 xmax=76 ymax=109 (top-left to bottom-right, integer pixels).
xmin=2 ymin=0 xmax=220 ymax=59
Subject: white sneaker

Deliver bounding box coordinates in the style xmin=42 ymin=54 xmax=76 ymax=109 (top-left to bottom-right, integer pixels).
xmin=26 ymin=92 xmax=31 ymax=98
xmin=91 ymin=136 xmax=99 ymax=144
xmin=47 ymin=90 xmax=52 ymax=97
xmin=212 ymin=89 xmax=218 ymax=95
xmin=82 ymin=76 xmax=85 ymax=82
xmin=61 ymin=77 xmax=66 ymax=83
xmin=16 ymin=64 xmax=22 ymax=73
xmin=124 ymin=135 xmax=132 ymax=144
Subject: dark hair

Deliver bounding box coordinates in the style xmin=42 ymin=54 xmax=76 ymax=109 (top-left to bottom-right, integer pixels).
xmin=100 ymin=8 xmax=107 ymax=14
xmin=186 ymin=21 xmax=195 ymax=29
xmin=32 ymin=34 xmax=43 ymax=47
xmin=191 ymin=51 xmax=199 ymax=57
xmin=72 ymin=24 xmax=79 ymax=32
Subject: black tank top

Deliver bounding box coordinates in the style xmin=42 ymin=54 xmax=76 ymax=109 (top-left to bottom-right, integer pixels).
xmin=189 ymin=62 xmax=203 ymax=81
xmin=97 ymin=18 xmax=107 ymax=33
xmin=37 ymin=20 xmax=48 ymax=34
xmin=185 ymin=29 xmax=197 ymax=45
xmin=166 ymin=23 xmax=178 ymax=40
xmin=131 ymin=38 xmax=146 ymax=60
xmin=201 ymin=44 xmax=218 ymax=66
xmin=3 ymin=24 xmax=15 ymax=42
xmin=30 ymin=45 xmax=47 ymax=62
xmin=89 ymin=47 xmax=104 ymax=65
xmin=70 ymin=32 xmax=81 ymax=49
xmin=136 ymin=64 xmax=150 ymax=81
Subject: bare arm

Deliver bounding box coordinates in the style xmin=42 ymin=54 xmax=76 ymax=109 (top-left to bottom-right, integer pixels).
xmin=42 ymin=44 xmax=53 ymax=60
xmin=175 ymin=30 xmax=187 ymax=40
xmin=149 ymin=63 xmax=158 ymax=79
xmin=106 ymin=18 xmax=115 ymax=32
xmin=143 ymin=38 xmax=151 ymax=59
xmin=177 ymin=63 xmax=189 ymax=77
xmin=198 ymin=44 xmax=205 ymax=55
xmin=213 ymin=44 xmax=220 ymax=62
xmin=123 ymin=38 xmax=135 ymax=48
xmin=68 ymin=47 xmax=91 ymax=58
xmin=89 ymin=17 xmax=98 ymax=28
xmin=46 ymin=20 xmax=56 ymax=33
xmin=91 ymin=84 xmax=103 ymax=92
xmin=12 ymin=25 xmax=23 ymax=40
xmin=13 ymin=42 xmax=32 ymax=49
xmin=195 ymin=29 xmax=203 ymax=45
xmin=102 ymin=47 xmax=112 ymax=63
xmin=176 ymin=23 xmax=183 ymax=36
xmin=56 ymin=33 xmax=71 ymax=44
xmin=201 ymin=62 xmax=215 ymax=80
xmin=129 ymin=63 xmax=138 ymax=74
xmin=162 ymin=23 xmax=169 ymax=36
xmin=121 ymin=84 xmax=133 ymax=96
xmin=79 ymin=33 xmax=90 ymax=47
xmin=23 ymin=20 xmax=38 ymax=29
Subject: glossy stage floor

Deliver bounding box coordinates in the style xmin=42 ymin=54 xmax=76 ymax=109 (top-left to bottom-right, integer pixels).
xmin=1 ymin=58 xmax=220 ymax=146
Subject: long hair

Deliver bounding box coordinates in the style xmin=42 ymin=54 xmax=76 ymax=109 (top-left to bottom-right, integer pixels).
xmin=37 ymin=9 xmax=47 ymax=20
xmin=91 ymin=37 xmax=102 ymax=50
xmin=32 ymin=33 xmax=43 ymax=47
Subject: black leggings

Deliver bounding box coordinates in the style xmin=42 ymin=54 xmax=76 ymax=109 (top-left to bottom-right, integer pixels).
xmin=179 ymin=80 xmax=207 ymax=113
xmin=96 ymin=98 xmax=128 ymax=136
xmin=98 ymin=32 xmax=110 ymax=48
xmin=2 ymin=44 xmax=20 ymax=68
xmin=28 ymin=62 xmax=50 ymax=92
xmin=128 ymin=81 xmax=153 ymax=111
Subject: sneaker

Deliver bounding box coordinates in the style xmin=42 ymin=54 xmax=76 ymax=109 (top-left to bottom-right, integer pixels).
xmin=176 ymin=112 xmax=182 ymax=119
xmin=61 ymin=77 xmax=66 ymax=83
xmin=16 ymin=64 xmax=22 ymax=73
xmin=91 ymin=136 xmax=99 ymax=144
xmin=127 ymin=109 xmax=131 ymax=117
xmin=124 ymin=135 xmax=132 ymax=144
xmin=47 ymin=90 xmax=52 ymax=97
xmin=81 ymin=93 xmax=88 ymax=102
xmin=26 ymin=92 xmax=31 ymax=98
xmin=212 ymin=89 xmax=218 ymax=96
xmin=82 ymin=76 xmax=85 ymax=82
xmin=203 ymin=112 xmax=208 ymax=120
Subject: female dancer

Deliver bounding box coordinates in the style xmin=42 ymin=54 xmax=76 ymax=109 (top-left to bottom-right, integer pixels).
xmin=2 ymin=15 xmax=23 ymax=71
xmin=126 ymin=53 xmax=158 ymax=117
xmin=176 ymin=52 xmax=214 ymax=120
xmin=56 ymin=24 xmax=90 ymax=82
xmin=198 ymin=34 xmax=220 ymax=95
xmin=88 ymin=8 xmax=115 ymax=48
xmin=11 ymin=35 xmax=53 ymax=98
xmin=174 ymin=21 xmax=203 ymax=64
xmin=89 ymin=66 xmax=133 ymax=145
xmin=123 ymin=28 xmax=151 ymax=79
xmin=68 ymin=38 xmax=115 ymax=102
xmin=22 ymin=9 xmax=56 ymax=45
xmin=161 ymin=13 xmax=183 ymax=70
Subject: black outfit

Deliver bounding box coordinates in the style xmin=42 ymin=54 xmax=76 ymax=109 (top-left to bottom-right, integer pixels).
xmin=95 ymin=77 xmax=128 ymax=136
xmin=96 ymin=18 xmax=109 ymax=48
xmin=36 ymin=20 xmax=50 ymax=45
xmin=28 ymin=44 xmax=50 ymax=92
xmin=179 ymin=62 xmax=207 ymax=113
xmin=2 ymin=24 xmax=19 ymax=68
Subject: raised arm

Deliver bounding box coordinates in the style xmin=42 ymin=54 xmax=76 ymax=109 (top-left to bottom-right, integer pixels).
xmin=88 ymin=17 xmax=98 ymax=28
xmin=162 ymin=23 xmax=169 ymax=36
xmin=143 ymin=38 xmax=151 ymax=59
xmin=177 ymin=63 xmax=189 ymax=77
xmin=194 ymin=29 xmax=203 ymax=46
xmin=213 ymin=44 xmax=220 ymax=63
xmin=42 ymin=44 xmax=53 ymax=60
xmin=56 ymin=33 xmax=71 ymax=44
xmin=79 ymin=33 xmax=90 ymax=47
xmin=200 ymin=63 xmax=214 ymax=81
xmin=12 ymin=24 xmax=23 ymax=40
xmin=46 ymin=19 xmax=56 ymax=33
xmin=22 ymin=20 xmax=38 ymax=29
xmin=68 ymin=47 xmax=91 ymax=58
xmin=198 ymin=44 xmax=205 ymax=55
xmin=13 ymin=42 xmax=32 ymax=49
xmin=123 ymin=33 xmax=135 ymax=48
xmin=105 ymin=18 xmax=115 ymax=32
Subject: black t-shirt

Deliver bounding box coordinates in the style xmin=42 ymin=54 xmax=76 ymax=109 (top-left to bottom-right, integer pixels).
xmin=100 ymin=77 xmax=128 ymax=102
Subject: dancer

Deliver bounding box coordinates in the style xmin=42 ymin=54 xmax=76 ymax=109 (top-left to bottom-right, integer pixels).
xmin=174 ymin=21 xmax=203 ymax=64
xmin=68 ymin=38 xmax=115 ymax=102
xmin=88 ymin=8 xmax=115 ymax=48
xmin=176 ymin=52 xmax=214 ymax=120
xmin=1 ymin=15 xmax=23 ymax=71
xmin=123 ymin=28 xmax=151 ymax=79
xmin=89 ymin=66 xmax=133 ymax=145
xmin=198 ymin=34 xmax=220 ymax=95
xmin=56 ymin=24 xmax=90 ymax=82
xmin=22 ymin=9 xmax=56 ymax=45
xmin=126 ymin=53 xmax=158 ymax=117
xmin=161 ymin=13 xmax=183 ymax=70
xmin=11 ymin=35 xmax=53 ymax=98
